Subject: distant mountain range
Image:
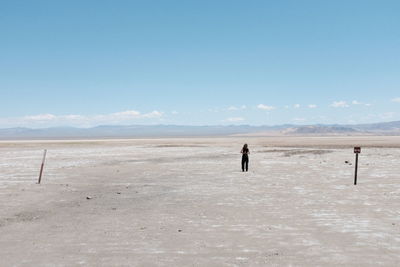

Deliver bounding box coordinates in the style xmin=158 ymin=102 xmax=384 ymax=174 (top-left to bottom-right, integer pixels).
xmin=0 ymin=121 xmax=400 ymax=140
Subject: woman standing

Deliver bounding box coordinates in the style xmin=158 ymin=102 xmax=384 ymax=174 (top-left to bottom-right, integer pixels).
xmin=241 ymin=144 xmax=250 ymax=172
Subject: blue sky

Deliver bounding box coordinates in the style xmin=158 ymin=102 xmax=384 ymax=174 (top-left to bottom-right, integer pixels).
xmin=1 ymin=0 xmax=399 ymax=128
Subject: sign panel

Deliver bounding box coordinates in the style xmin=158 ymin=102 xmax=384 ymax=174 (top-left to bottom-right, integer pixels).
xmin=354 ymin=147 xmax=361 ymax=154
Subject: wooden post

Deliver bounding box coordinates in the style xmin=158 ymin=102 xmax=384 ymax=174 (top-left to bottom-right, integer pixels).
xmin=354 ymin=153 xmax=358 ymax=185
xmin=38 ymin=149 xmax=47 ymax=184
xmin=353 ymin=147 xmax=361 ymax=185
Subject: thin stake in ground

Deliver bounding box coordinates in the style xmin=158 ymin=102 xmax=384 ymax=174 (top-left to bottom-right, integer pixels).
xmin=37 ymin=149 xmax=47 ymax=184
xmin=354 ymin=147 xmax=361 ymax=185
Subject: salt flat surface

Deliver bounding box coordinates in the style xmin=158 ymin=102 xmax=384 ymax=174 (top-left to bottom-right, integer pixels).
xmin=0 ymin=137 xmax=399 ymax=266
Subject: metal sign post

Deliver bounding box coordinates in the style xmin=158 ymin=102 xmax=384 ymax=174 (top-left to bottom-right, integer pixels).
xmin=354 ymin=147 xmax=361 ymax=185
xmin=38 ymin=149 xmax=47 ymax=184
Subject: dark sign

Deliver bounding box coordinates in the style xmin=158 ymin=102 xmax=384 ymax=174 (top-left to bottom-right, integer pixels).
xmin=354 ymin=147 xmax=361 ymax=154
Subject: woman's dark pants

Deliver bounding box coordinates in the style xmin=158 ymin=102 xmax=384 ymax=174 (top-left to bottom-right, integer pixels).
xmin=242 ymin=155 xmax=249 ymax=172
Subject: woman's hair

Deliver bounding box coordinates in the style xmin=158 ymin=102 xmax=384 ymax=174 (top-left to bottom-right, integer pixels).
xmin=243 ymin=144 xmax=248 ymax=150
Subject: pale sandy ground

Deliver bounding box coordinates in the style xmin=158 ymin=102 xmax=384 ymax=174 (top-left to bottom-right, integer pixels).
xmin=0 ymin=136 xmax=399 ymax=266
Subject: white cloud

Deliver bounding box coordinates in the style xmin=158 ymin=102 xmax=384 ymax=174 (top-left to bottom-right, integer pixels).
xmin=294 ymin=104 xmax=301 ymax=108
xmin=226 ymin=117 xmax=244 ymax=122
xmin=24 ymin=114 xmax=57 ymax=121
xmin=257 ymin=104 xmax=275 ymax=110
xmin=352 ymin=100 xmax=371 ymax=106
xmin=111 ymin=110 xmax=141 ymax=118
xmin=0 ymin=110 xmax=164 ymax=128
xmin=142 ymin=110 xmax=163 ymax=118
xmin=308 ymin=104 xmax=317 ymax=108
xmin=227 ymin=105 xmax=247 ymax=111
xmin=171 ymin=111 xmax=178 ymax=115
xmin=331 ymin=101 xmax=349 ymax=108
xmin=284 ymin=105 xmax=289 ymax=109
xmin=63 ymin=115 xmax=85 ymax=120
xmin=391 ymin=97 xmax=400 ymax=103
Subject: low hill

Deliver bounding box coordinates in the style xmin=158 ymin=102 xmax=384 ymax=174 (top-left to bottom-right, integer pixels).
xmin=0 ymin=121 xmax=399 ymax=139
